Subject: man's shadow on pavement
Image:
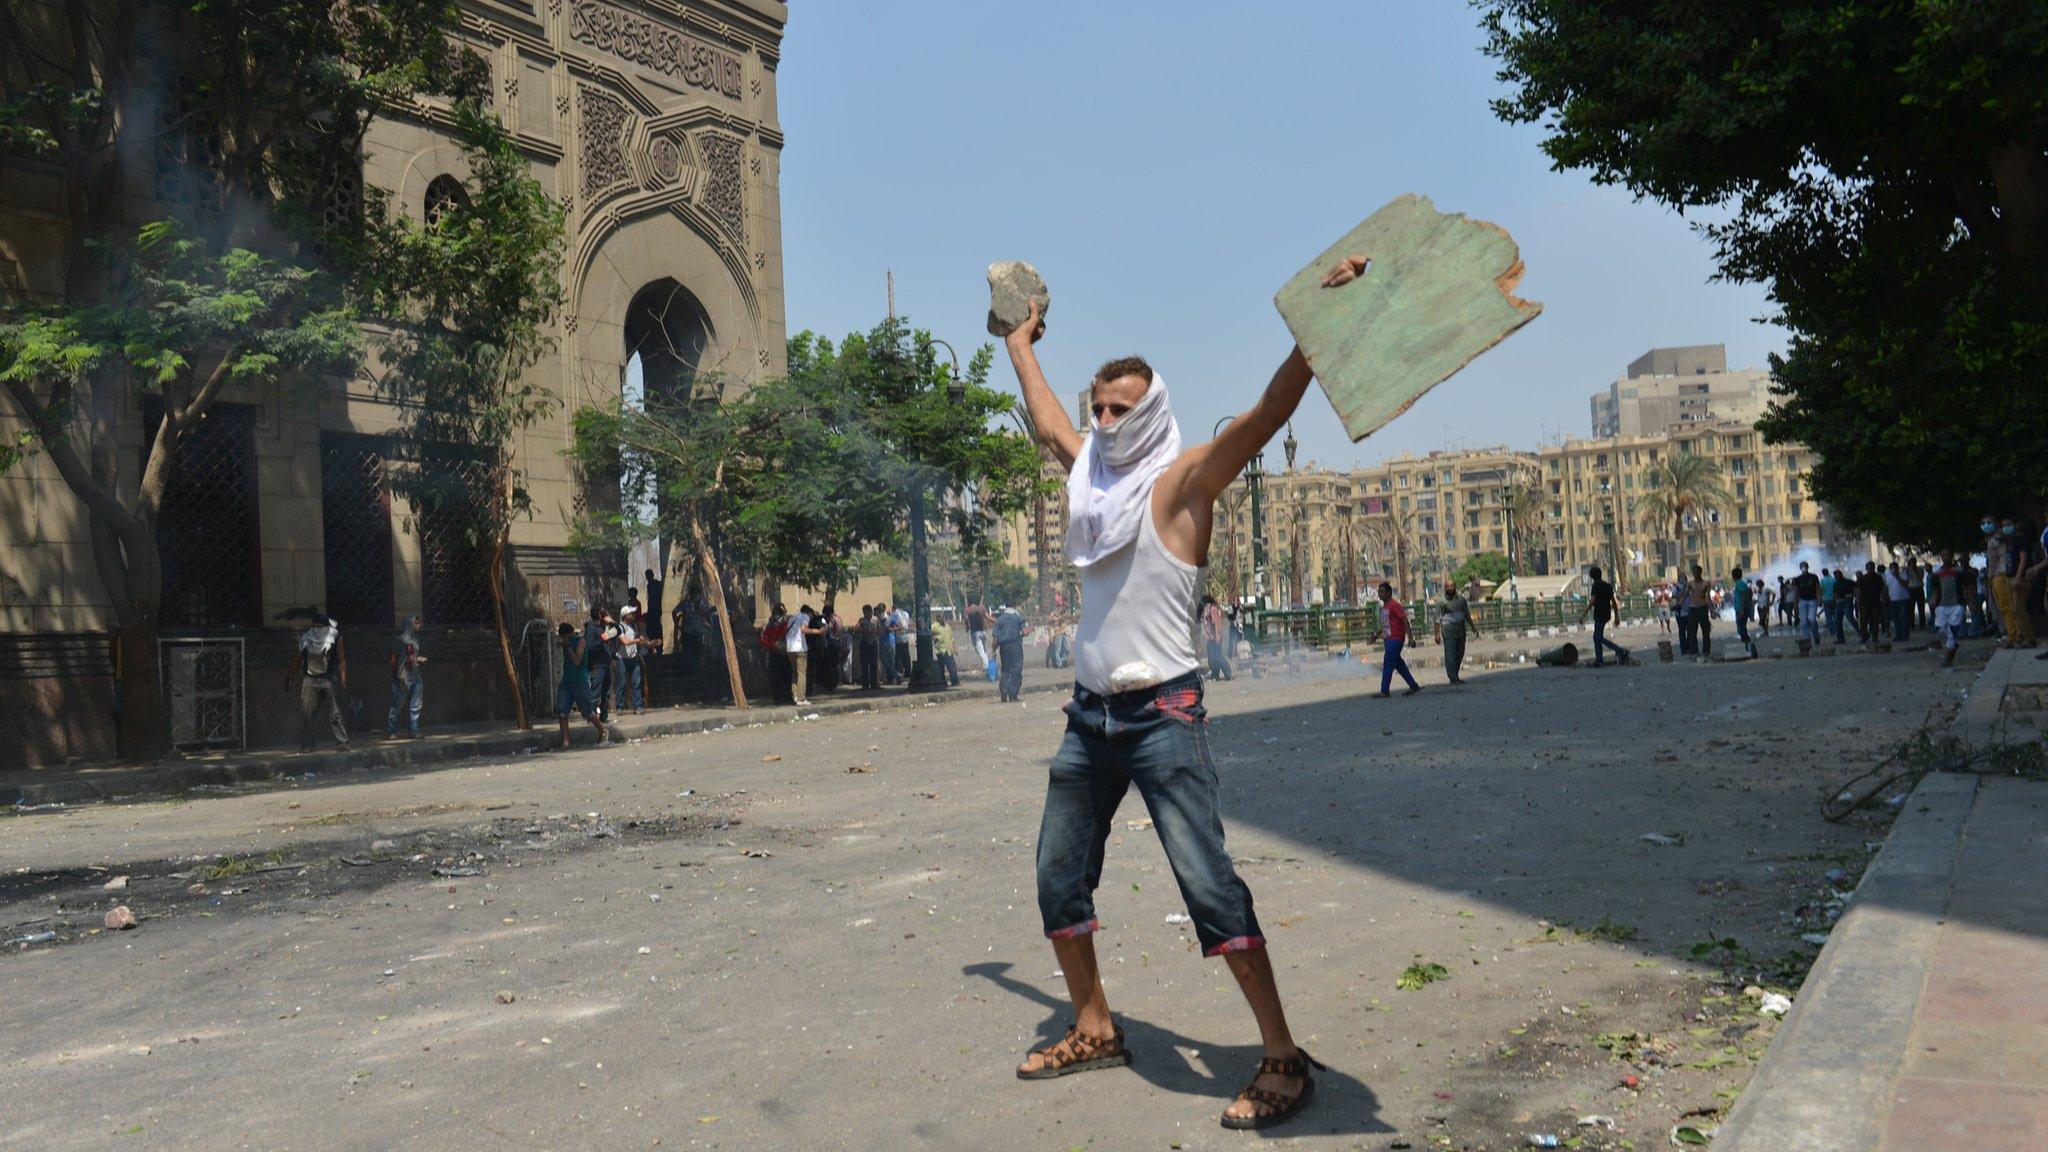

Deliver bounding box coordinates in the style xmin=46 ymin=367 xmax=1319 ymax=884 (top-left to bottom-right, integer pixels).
xmin=964 ymin=961 xmax=1392 ymax=1138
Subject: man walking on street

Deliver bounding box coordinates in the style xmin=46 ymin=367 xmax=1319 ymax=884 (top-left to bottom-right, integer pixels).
xmin=1372 ymin=582 xmax=1422 ymax=697
xmin=1856 ymin=561 xmax=1886 ymax=643
xmin=1201 ymin=594 xmax=1234 ymax=681
xmin=855 ymin=605 xmax=882 ymax=689
xmin=1885 ymin=563 xmax=1914 ymax=643
xmin=1437 ymin=578 xmax=1478 ymax=685
xmin=1931 ymin=551 xmax=1965 ymax=667
xmin=1684 ymin=565 xmax=1714 ymax=660
xmin=554 ymin=621 xmax=607 ymax=748
xmin=999 ymin=259 xmax=1366 ymax=1127
xmin=288 ymin=612 xmax=350 ymax=752
xmin=582 ymin=606 xmax=616 ymax=720
xmin=993 ymin=602 xmax=1029 ymax=702
xmin=1730 ymin=568 xmax=1756 ymax=656
xmin=932 ymin=614 xmax=961 ymax=686
xmin=1578 ymin=565 xmax=1631 ymax=667
xmin=1794 ymin=561 xmax=1822 ymax=646
xmin=967 ymin=600 xmax=993 ymax=669
xmin=386 ymin=615 xmax=427 ymax=739
xmin=786 ymin=604 xmax=816 ymax=707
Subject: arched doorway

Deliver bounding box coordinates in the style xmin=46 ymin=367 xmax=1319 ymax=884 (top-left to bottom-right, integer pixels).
xmin=623 ymin=278 xmax=715 ymax=407
xmin=620 ymin=280 xmax=717 ymax=659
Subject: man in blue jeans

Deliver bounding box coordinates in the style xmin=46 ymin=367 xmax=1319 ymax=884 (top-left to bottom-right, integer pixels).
xmin=1371 ymin=581 xmax=1422 ymax=697
xmin=1727 ymin=568 xmax=1755 ymax=657
xmin=1793 ymin=561 xmax=1822 ymax=646
xmin=1001 ymin=258 xmax=1368 ymax=1129
xmin=1577 ymin=565 xmax=1631 ymax=666
xmin=386 ymin=615 xmax=427 ymax=738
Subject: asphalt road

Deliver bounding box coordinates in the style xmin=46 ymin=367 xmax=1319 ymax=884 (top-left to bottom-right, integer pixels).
xmin=0 ymin=638 xmax=1974 ymax=1150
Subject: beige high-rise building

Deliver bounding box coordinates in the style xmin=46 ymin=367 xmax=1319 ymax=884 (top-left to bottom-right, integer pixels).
xmin=1590 ymin=344 xmax=1773 ymax=438
xmin=0 ymin=0 xmax=790 ymax=763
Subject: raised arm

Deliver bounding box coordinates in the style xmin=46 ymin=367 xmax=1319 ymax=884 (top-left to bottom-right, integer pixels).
xmin=1003 ymin=300 xmax=1082 ymax=472
xmin=1171 ymin=256 xmax=1370 ymax=506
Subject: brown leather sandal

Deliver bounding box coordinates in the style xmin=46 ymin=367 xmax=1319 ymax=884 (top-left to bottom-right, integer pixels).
xmin=1016 ymin=1023 xmax=1131 ymax=1080
xmin=1220 ymin=1048 xmax=1325 ymax=1130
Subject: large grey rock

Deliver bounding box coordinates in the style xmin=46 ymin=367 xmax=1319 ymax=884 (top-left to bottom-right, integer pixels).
xmin=986 ymin=261 xmax=1050 ymax=338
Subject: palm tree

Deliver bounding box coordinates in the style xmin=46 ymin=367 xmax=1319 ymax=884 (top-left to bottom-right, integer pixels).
xmin=1503 ymin=469 xmax=1546 ymax=576
xmin=1639 ymin=453 xmax=1730 ymax=570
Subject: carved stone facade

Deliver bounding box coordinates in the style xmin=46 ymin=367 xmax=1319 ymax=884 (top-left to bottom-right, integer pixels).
xmin=0 ymin=0 xmax=789 ymax=765
xmin=577 ymin=85 xmax=633 ymax=199
xmin=696 ymin=133 xmax=746 ymax=241
xmin=569 ymin=0 xmax=744 ymax=99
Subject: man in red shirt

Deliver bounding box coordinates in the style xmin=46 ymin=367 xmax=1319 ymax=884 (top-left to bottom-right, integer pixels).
xmin=1372 ymin=581 xmax=1422 ymax=698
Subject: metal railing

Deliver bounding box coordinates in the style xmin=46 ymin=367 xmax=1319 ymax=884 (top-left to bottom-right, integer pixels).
xmin=1251 ymin=593 xmax=1656 ymax=649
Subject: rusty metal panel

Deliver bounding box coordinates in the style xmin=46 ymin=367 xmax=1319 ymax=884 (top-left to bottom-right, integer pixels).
xmin=1276 ymin=194 xmax=1542 ymax=443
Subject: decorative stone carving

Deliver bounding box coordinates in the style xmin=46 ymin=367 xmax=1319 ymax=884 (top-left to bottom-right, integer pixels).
xmin=578 ymin=85 xmax=632 ymax=201
xmin=647 ymin=135 xmax=683 ymax=187
xmin=697 ymin=133 xmax=744 ymax=240
xmin=748 ymin=154 xmax=761 ymax=176
xmin=556 ymin=91 xmax=571 ymax=119
xmin=569 ymin=0 xmax=744 ymax=99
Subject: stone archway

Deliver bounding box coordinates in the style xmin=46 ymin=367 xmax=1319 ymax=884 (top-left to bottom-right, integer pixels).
xmin=623 ymin=278 xmax=715 ymax=404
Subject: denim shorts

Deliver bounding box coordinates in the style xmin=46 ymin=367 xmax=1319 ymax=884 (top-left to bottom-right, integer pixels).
xmin=555 ymin=675 xmax=595 ymax=719
xmin=1035 ymin=671 xmax=1264 ymax=958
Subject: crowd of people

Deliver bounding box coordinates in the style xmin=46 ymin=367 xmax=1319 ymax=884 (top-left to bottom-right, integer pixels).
xmin=1637 ymin=516 xmax=2045 ymax=667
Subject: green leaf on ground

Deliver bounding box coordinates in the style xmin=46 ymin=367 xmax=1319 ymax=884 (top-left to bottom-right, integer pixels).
xmin=1397 ymin=962 xmax=1450 ymax=990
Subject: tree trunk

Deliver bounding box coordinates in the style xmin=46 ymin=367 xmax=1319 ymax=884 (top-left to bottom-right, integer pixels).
xmin=115 ymin=601 xmax=166 ymax=761
xmin=689 ymin=504 xmax=747 ymax=710
xmin=487 ymin=524 xmax=530 ymax=730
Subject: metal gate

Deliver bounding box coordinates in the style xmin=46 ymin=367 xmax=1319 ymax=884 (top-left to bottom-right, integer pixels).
xmin=161 ymin=637 xmax=245 ymax=751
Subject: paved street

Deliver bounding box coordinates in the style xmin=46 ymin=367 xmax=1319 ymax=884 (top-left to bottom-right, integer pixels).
xmin=0 ymin=643 xmax=1979 ymax=1150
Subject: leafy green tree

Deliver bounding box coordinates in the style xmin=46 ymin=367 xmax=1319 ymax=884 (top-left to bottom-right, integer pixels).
xmin=0 ymin=0 xmax=480 ymax=758
xmin=1480 ymin=1 xmax=2048 ymax=546
xmin=1450 ymin=552 xmax=1511 ymax=588
xmin=571 ymin=317 xmax=1050 ymax=706
xmin=983 ymin=562 xmax=1034 ymax=613
xmin=354 ymin=104 xmax=567 ymax=731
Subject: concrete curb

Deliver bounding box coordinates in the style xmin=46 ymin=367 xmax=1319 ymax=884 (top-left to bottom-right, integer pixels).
xmin=1713 ymin=647 xmax=2024 ymax=1150
xmin=1713 ymin=771 xmax=1974 ymax=1151
xmin=2 ymin=678 xmax=1071 ymax=808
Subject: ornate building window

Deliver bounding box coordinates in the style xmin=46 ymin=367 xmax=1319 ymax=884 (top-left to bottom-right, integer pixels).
xmin=320 ymin=433 xmax=394 ymax=629
xmin=417 ymin=452 xmax=498 ymax=628
xmin=145 ymin=400 xmax=261 ymax=630
xmin=151 ymin=90 xmax=224 ymax=214
xmin=424 ymin=175 xmax=469 ymax=228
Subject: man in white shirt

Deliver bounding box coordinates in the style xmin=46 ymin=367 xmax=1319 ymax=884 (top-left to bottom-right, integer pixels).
xmin=998 ymin=255 xmax=1366 ymax=1130
xmin=784 ymin=604 xmax=813 ymax=707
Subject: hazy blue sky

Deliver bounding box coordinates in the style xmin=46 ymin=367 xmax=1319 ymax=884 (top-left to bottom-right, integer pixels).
xmin=771 ymin=1 xmax=1784 ymax=471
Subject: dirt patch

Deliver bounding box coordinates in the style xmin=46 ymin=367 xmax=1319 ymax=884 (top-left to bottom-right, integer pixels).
xmin=1 ymin=796 xmax=753 ymax=954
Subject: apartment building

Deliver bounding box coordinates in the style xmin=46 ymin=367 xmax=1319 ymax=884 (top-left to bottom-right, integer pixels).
xmin=1539 ymin=422 xmax=1877 ymax=586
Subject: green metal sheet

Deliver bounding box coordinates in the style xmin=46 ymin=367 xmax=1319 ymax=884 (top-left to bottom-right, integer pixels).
xmin=1275 ymin=194 xmax=1542 ymax=443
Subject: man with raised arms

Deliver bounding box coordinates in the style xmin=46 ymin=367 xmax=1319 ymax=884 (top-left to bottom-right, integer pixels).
xmin=1000 ymin=255 xmax=1367 ymax=1131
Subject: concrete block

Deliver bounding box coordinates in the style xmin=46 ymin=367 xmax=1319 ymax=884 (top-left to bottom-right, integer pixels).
xmin=1276 ymin=194 xmax=1542 ymax=442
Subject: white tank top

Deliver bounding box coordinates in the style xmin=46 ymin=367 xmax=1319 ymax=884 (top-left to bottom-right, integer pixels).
xmin=1074 ymin=491 xmax=1201 ymax=695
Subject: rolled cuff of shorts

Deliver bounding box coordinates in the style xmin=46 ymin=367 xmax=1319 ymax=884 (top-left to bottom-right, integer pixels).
xmin=1045 ymin=918 xmax=1099 ymax=941
xmin=1203 ymin=934 xmax=1267 ymax=958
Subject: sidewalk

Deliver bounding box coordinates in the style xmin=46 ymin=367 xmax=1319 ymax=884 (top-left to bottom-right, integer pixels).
xmin=0 ymin=662 xmax=1076 ymax=808
xmin=1717 ymin=647 xmax=2048 ymax=1151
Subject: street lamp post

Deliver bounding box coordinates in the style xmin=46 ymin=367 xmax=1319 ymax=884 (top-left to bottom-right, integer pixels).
xmin=1004 ymin=408 xmax=1053 ymax=622
xmin=1214 ymin=415 xmax=1271 ymax=610
xmin=905 ymin=338 xmax=966 ymax=692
